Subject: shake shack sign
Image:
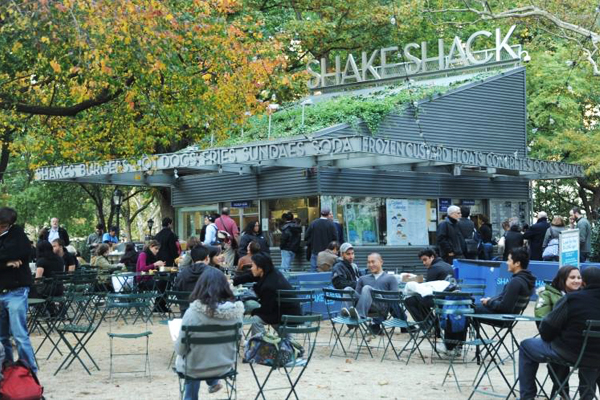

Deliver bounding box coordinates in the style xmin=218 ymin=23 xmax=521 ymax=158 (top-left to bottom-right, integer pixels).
xmin=35 ymin=135 xmax=584 ymax=181
xmin=307 ymin=25 xmax=522 ymax=89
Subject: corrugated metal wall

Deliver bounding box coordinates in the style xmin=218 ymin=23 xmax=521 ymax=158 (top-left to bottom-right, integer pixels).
xmin=319 ymin=167 xmax=529 ymax=199
xmin=376 ymin=68 xmax=527 ymax=156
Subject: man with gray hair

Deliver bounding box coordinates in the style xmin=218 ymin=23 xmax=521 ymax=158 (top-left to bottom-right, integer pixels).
xmin=523 ymin=211 xmax=550 ymax=261
xmin=570 ymin=207 xmax=592 ymax=262
xmin=436 ymin=205 xmax=466 ymax=265
xmin=305 ymin=206 xmax=338 ymax=272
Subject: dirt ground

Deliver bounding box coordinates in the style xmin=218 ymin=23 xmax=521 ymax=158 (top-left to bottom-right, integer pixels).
xmin=30 ymin=304 xmax=553 ymax=400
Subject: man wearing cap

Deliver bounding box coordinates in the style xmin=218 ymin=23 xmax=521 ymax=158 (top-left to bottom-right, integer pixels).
xmin=331 ymin=243 xmax=361 ymax=290
xmin=305 ymin=207 xmax=338 ymax=272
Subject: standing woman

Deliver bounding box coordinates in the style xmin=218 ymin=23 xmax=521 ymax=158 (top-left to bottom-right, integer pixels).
xmin=476 ymin=214 xmax=494 ymax=260
xmin=175 ymin=267 xmax=244 ymax=400
xmin=237 ymin=221 xmax=269 ymax=260
xmin=542 ymin=216 xmax=566 ymax=262
xmin=136 ymin=240 xmax=168 ymax=312
xmin=534 ymin=266 xmax=582 ymax=399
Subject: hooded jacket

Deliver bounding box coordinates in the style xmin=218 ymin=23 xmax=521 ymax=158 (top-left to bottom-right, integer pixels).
xmin=486 ymin=269 xmax=536 ymax=313
xmin=174 ymin=262 xmax=208 ymax=293
xmin=540 ymin=285 xmax=600 ymax=367
xmin=523 ymin=217 xmax=550 ymax=261
xmin=0 ymin=224 xmax=33 ymax=291
xmin=280 ymin=222 xmax=302 ymax=253
xmin=503 ymin=226 xmax=524 ymax=261
xmin=175 ymin=300 xmax=244 ymax=379
xmin=534 ymin=284 xmax=563 ymax=318
xmin=331 ymin=259 xmax=360 ymax=290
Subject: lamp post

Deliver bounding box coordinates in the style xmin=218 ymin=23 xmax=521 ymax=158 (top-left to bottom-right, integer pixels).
xmin=112 ymin=188 xmax=124 ymax=240
xmin=146 ymin=218 xmax=154 ymax=241
xmin=267 ymin=103 xmax=279 ymax=139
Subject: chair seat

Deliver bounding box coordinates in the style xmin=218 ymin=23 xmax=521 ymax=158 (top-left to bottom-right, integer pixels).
xmin=174 ymin=368 xmax=237 ymax=381
xmin=27 ymin=298 xmax=46 ymax=305
xmin=59 ymin=324 xmax=94 ymax=333
xmin=332 ymin=316 xmax=369 ymax=326
xmin=284 ymin=358 xmax=308 ymax=368
xmin=108 ymin=331 xmax=153 ymax=339
xmin=382 ymin=318 xmax=418 ymax=329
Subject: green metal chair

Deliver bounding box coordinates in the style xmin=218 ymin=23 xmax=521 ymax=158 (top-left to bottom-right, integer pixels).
xmin=175 ymin=323 xmax=242 ymax=400
xmin=249 ymin=314 xmax=321 ymax=400
xmin=105 ymin=294 xmax=153 ymax=381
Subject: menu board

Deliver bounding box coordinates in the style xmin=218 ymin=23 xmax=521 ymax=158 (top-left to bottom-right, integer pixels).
xmin=386 ymin=199 xmax=428 ymax=246
xmin=344 ymin=203 xmax=379 ymax=245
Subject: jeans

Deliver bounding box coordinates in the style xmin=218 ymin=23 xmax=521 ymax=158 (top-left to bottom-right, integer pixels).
xmin=482 ymin=242 xmax=493 ymax=260
xmin=309 ymin=253 xmax=318 ymax=272
xmin=0 ymin=287 xmax=37 ymax=373
xmin=247 ymin=315 xmax=267 ymax=336
xmin=280 ymin=250 xmax=295 ymax=272
xmin=519 ymin=338 xmax=599 ymax=400
xmin=184 ymin=378 xmax=219 ymax=400
xmin=353 ymin=285 xmax=406 ymax=323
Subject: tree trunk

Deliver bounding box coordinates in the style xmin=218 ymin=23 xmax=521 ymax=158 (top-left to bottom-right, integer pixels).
xmin=157 ymin=187 xmax=174 ymax=224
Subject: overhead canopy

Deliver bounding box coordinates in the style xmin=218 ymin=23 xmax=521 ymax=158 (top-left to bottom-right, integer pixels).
xmin=34 ymin=131 xmax=584 ymax=187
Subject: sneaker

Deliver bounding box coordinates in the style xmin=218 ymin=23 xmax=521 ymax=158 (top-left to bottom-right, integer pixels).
xmin=209 ymin=383 xmax=223 ymax=394
xmin=340 ymin=308 xmax=350 ymax=318
xmin=348 ymin=307 xmax=360 ymax=320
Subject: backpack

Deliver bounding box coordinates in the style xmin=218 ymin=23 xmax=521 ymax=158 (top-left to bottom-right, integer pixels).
xmin=542 ymin=238 xmax=559 ymax=258
xmin=243 ymin=332 xmax=304 ymax=367
xmin=0 ymin=361 xmax=43 ymax=400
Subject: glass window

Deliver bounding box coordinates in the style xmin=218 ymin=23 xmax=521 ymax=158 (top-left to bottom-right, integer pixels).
xmin=178 ymin=204 xmax=219 ymax=240
xmin=490 ymin=200 xmax=528 ymax=238
xmin=228 ymin=203 xmax=259 ymax=234
xmin=264 ymin=197 xmax=319 ymax=247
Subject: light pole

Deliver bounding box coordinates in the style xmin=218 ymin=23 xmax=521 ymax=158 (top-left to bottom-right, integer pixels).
xmin=301 ymin=99 xmax=313 ymax=129
xmin=112 ymin=188 xmax=124 ymax=240
xmin=146 ymin=218 xmax=154 ymax=241
xmin=267 ymin=103 xmax=279 ymax=139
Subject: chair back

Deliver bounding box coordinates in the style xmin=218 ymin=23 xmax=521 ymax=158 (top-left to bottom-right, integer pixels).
xmin=432 ymin=292 xmax=475 ymax=316
xmin=322 ymin=288 xmax=356 ymax=318
xmin=165 ymin=290 xmax=192 ymax=308
xmin=572 ymin=320 xmax=600 ymax=369
xmin=513 ymin=295 xmax=531 ymax=315
xmin=457 ymin=283 xmax=487 ymax=297
xmin=277 ymin=289 xmax=316 ymax=315
xmin=279 ymin=314 xmax=321 ymax=365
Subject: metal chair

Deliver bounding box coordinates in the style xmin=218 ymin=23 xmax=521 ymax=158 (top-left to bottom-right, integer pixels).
xmin=175 ymin=323 xmax=242 ymax=400
xmin=322 ymin=288 xmax=373 ymax=360
xmin=249 ymin=314 xmax=321 ymax=400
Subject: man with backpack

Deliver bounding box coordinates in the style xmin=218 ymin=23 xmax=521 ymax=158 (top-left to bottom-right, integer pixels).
xmin=279 ymin=212 xmax=301 ymax=272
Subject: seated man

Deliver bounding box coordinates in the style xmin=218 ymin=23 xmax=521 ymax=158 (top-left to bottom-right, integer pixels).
xmin=174 ymin=245 xmax=210 ymax=316
xmin=518 ymin=266 xmax=600 ymax=400
xmin=344 ymin=253 xmax=405 ymax=334
xmin=419 ymin=248 xmax=454 ymax=282
xmin=52 ymin=238 xmax=78 ymax=272
xmin=317 ymin=241 xmax=339 ymax=272
xmin=476 ymin=248 xmax=536 ymax=314
xmin=331 ymin=243 xmax=361 ymax=290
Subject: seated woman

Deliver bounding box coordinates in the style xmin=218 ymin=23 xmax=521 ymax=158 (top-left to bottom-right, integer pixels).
xmin=234 ymin=253 xmax=301 ymax=335
xmin=136 ymin=240 xmax=168 ymax=312
xmin=35 ymin=240 xmax=65 ymax=297
xmin=90 ymin=243 xmax=112 ymax=272
xmin=208 ymin=246 xmax=226 ymax=273
xmin=237 ymin=221 xmax=270 ymax=260
xmin=179 ymin=236 xmax=200 ymax=269
xmin=119 ymin=242 xmax=139 ymax=272
xmin=175 ymin=267 xmax=244 ymax=400
xmin=534 ymin=265 xmax=582 ymax=399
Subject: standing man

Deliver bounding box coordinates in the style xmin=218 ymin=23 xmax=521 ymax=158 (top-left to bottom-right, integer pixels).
xmin=305 ymin=207 xmax=338 ymax=272
xmin=215 ymin=207 xmax=239 ymax=269
xmin=457 ymin=206 xmax=477 ymax=259
xmin=0 ymin=207 xmax=37 ymax=373
xmin=86 ymin=223 xmax=105 ymax=253
xmin=154 ymin=217 xmax=179 ymax=267
xmin=43 ymin=217 xmax=70 ymax=246
xmin=279 ymin=212 xmax=301 ymax=272
xmin=418 ymin=248 xmax=454 ymax=282
xmin=436 ymin=205 xmax=465 ymax=265
xmin=571 ymin=207 xmax=592 ymax=262
xmin=524 ymin=211 xmax=551 ymax=261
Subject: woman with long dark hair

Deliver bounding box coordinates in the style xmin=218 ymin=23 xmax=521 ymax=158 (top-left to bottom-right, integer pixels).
xmin=91 ymin=243 xmax=112 ymax=271
xmin=175 ymin=267 xmax=243 ymax=400
xmin=237 ymin=221 xmax=269 ymax=259
xmin=119 ymin=242 xmax=139 ymax=272
xmin=535 ymin=265 xmax=582 ymax=398
xmin=207 ymin=246 xmax=226 ymax=273
xmin=233 ymin=252 xmax=300 ymax=335
xmin=35 ymin=240 xmax=65 ymax=296
xmin=136 ymin=240 xmax=168 ymax=312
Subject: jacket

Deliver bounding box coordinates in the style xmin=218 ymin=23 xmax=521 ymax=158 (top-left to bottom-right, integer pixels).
xmin=175 ymin=300 xmax=244 ymax=379
xmin=523 ymin=217 xmax=551 ymax=261
xmin=119 ymin=250 xmax=139 ymax=271
xmin=426 ymin=258 xmax=454 ymax=282
xmin=250 ymin=269 xmax=301 ymax=325
xmin=542 ymin=226 xmax=566 ymax=249
xmin=575 ymin=217 xmax=592 ymax=253
xmin=503 ymin=226 xmax=524 ymax=261
xmin=305 ymin=218 xmax=337 ymax=255
xmin=534 ymin=284 xmax=563 ymax=318
xmin=91 ymin=255 xmax=112 ymax=272
xmin=478 ymin=224 xmax=493 ymax=243
xmin=0 ymin=225 xmax=33 ymax=291
xmin=154 ymin=227 xmax=179 ymax=267
xmin=486 ymin=269 xmax=536 ymax=313
xmin=317 ymin=249 xmax=338 ymax=272
xmin=457 ymin=217 xmax=475 ymax=240
xmin=238 ymin=232 xmax=270 ymax=258
xmin=42 ymin=226 xmax=70 ymax=246
xmin=280 ymin=222 xmax=302 ymax=253
xmin=331 ymin=259 xmax=360 ymax=290
xmin=174 ymin=262 xmax=208 ymax=293
xmin=436 ymin=216 xmax=465 ymax=258
xmin=539 ymin=285 xmax=600 ymax=367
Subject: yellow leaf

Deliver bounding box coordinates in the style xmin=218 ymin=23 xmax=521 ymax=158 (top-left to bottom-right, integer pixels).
xmin=41 ymin=36 xmax=50 ymax=44
xmin=50 ymin=59 xmax=61 ymax=73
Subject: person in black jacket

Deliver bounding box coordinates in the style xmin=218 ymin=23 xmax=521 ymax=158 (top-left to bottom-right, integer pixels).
xmin=41 ymin=217 xmax=70 ymax=246
xmin=234 ymin=253 xmax=300 ymax=335
xmin=174 ymin=246 xmax=210 ymax=316
xmin=436 ymin=206 xmax=466 ymax=264
xmin=279 ymin=212 xmax=301 ymax=272
xmin=476 ymin=248 xmax=535 ymax=314
xmin=331 ymin=243 xmax=361 ymax=290
xmin=418 ymin=248 xmax=454 ymax=282
xmin=305 ymin=207 xmax=338 ymax=272
xmin=0 ymin=207 xmax=37 ymax=373
xmin=518 ymin=266 xmax=600 ymax=400
xmin=457 ymin=206 xmax=477 ymax=259
xmin=154 ymin=217 xmax=179 ymax=267
xmin=238 ymin=221 xmax=270 ymax=259
xmin=476 ymin=214 xmax=494 ymax=260
xmin=35 ymin=240 xmax=65 ymax=296
xmin=503 ymin=219 xmax=525 ymax=261
xmin=523 ymin=211 xmax=551 ymax=261
xmin=119 ymin=242 xmax=139 ymax=272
